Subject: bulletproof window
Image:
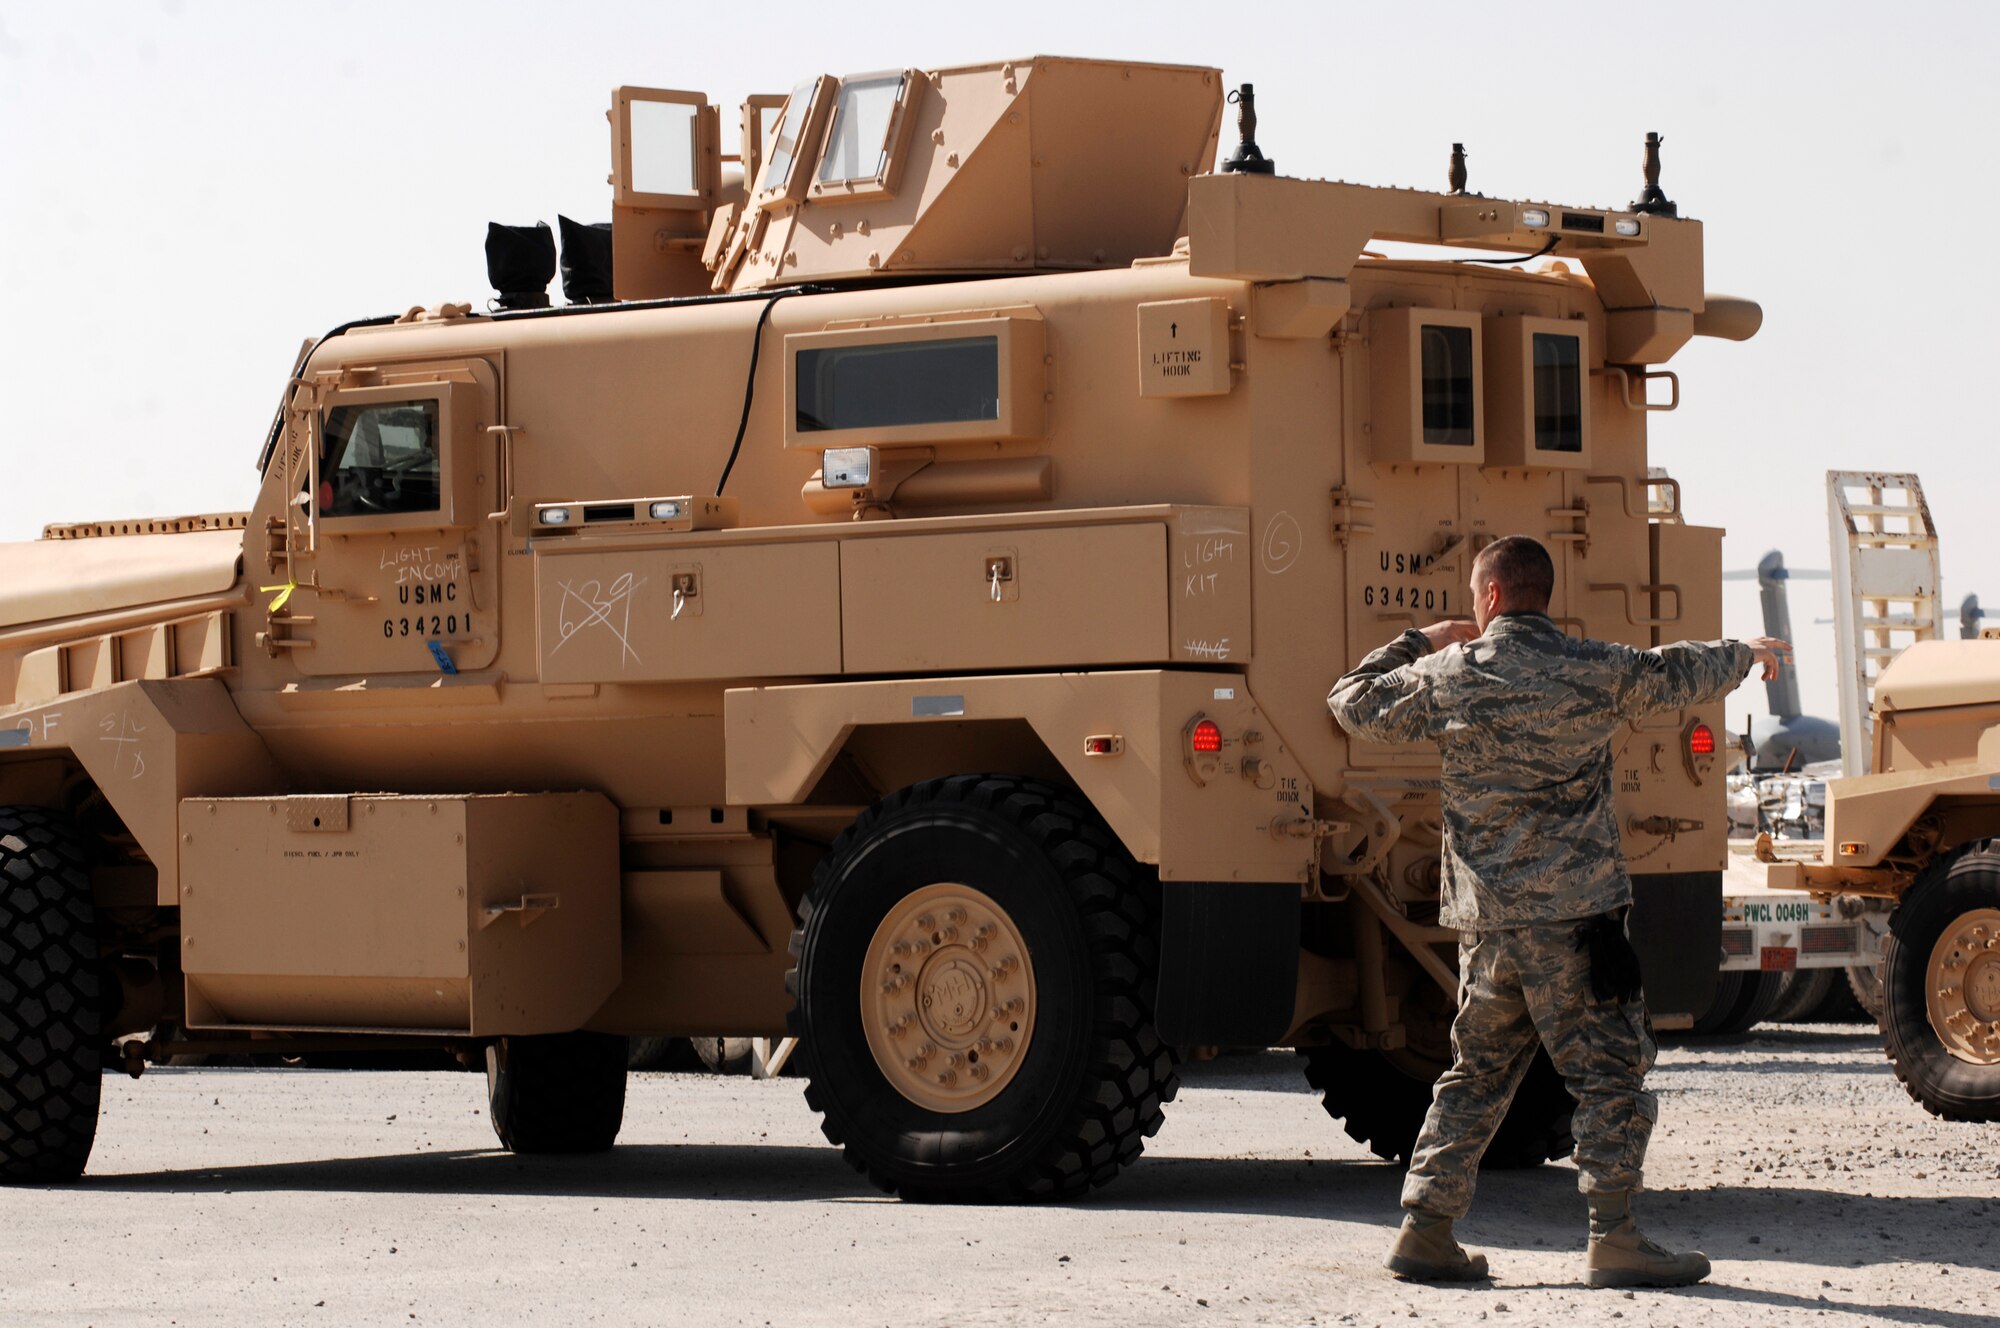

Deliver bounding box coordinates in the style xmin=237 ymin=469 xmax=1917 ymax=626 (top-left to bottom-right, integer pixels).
xmin=818 ymin=75 xmax=902 ymax=184
xmin=1532 ymin=332 xmax=1584 ymax=453
xmin=1420 ymin=325 xmax=1476 ymax=446
xmin=760 ymin=79 xmax=821 ymax=195
xmin=796 ymin=336 xmax=1000 ymax=433
xmin=318 ymin=400 xmax=441 ymax=518
xmin=628 ymin=99 xmax=699 ymax=196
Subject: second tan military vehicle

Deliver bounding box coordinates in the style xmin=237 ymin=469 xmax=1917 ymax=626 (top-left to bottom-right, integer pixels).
xmin=0 ymin=56 xmax=1762 ymax=1196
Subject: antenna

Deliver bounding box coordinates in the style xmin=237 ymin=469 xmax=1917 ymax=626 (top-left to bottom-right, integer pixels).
xmin=1220 ymin=84 xmax=1274 ymax=176
xmin=1448 ymin=143 xmax=1468 ymax=195
xmin=1632 ymin=131 xmax=1677 ymax=217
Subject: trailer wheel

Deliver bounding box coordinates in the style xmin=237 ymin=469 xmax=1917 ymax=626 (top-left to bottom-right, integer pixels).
xmin=485 ymin=1031 xmax=627 ymax=1153
xmin=1765 ymin=969 xmax=1837 ymax=1025
xmin=0 ymin=807 xmax=104 ymax=1184
xmin=690 ymin=1036 xmax=756 ymax=1075
xmin=787 ymin=775 xmax=1179 ymax=1202
xmin=1686 ymin=970 xmax=1785 ymax=1036
xmin=1881 ymin=849 xmax=2000 ymax=1121
xmin=1299 ymin=1043 xmax=1575 ymax=1169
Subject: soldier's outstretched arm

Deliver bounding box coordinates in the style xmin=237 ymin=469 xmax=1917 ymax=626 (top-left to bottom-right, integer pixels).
xmin=1328 ymin=627 xmax=1452 ymax=743
xmin=1617 ymin=636 xmax=1778 ymax=718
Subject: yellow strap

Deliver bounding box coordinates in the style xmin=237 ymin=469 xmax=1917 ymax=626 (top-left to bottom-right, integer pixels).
xmin=259 ymin=581 xmax=297 ymax=613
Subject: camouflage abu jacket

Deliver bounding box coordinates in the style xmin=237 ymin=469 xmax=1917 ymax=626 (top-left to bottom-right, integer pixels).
xmin=1327 ymin=612 xmax=1753 ymax=930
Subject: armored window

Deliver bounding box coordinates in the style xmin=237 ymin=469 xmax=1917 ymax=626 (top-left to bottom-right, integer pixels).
xmin=1531 ymin=332 xmax=1583 ymax=453
xmin=796 ymin=337 xmax=1000 ymax=433
xmin=1420 ymin=325 xmax=1476 ymax=446
xmin=818 ymin=75 xmax=902 ymax=184
xmin=318 ymin=400 xmax=441 ymax=518
xmin=629 ymin=100 xmax=699 ymax=196
xmin=750 ymin=77 xmax=830 ymax=210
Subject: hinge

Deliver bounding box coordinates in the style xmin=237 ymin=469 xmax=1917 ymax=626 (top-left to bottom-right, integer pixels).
xmin=1329 ymin=485 xmax=1376 ymax=546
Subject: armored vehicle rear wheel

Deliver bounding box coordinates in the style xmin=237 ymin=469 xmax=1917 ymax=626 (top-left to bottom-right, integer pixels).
xmin=1880 ymin=849 xmax=2000 ymax=1121
xmin=0 ymin=806 xmax=104 ymax=1183
xmin=1299 ymin=1043 xmax=1575 ymax=1169
xmin=787 ymin=775 xmax=1178 ymax=1202
xmin=485 ymin=1031 xmax=628 ymax=1153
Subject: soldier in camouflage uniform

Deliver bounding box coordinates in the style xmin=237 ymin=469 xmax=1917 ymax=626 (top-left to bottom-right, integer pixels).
xmin=1327 ymin=535 xmax=1787 ymax=1288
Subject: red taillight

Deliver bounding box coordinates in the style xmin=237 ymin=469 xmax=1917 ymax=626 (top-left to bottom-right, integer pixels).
xmin=1191 ymin=720 xmax=1223 ymax=754
xmin=1688 ymin=722 xmax=1716 ymax=757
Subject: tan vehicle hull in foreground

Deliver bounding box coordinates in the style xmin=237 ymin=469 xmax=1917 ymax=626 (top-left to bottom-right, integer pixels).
xmin=0 ymin=56 xmax=1760 ymax=1196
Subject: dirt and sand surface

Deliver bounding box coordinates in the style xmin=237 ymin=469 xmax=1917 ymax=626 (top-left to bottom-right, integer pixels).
xmin=2 ymin=1024 xmax=1994 ymax=1327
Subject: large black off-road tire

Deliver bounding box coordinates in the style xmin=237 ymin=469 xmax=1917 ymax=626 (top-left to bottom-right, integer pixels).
xmin=787 ymin=775 xmax=1179 ymax=1202
xmin=1881 ymin=848 xmax=2000 ymax=1121
xmin=1686 ymin=970 xmax=1785 ymax=1036
xmin=0 ymin=807 xmax=103 ymax=1183
xmin=485 ymin=1031 xmax=628 ymax=1153
xmin=1766 ymin=969 xmax=1837 ymax=1025
xmin=1299 ymin=1043 xmax=1576 ymax=1169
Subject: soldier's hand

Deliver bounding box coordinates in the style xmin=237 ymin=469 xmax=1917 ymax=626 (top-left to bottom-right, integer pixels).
xmin=1745 ymin=636 xmax=1790 ymax=682
xmin=1420 ymin=619 xmax=1479 ymax=652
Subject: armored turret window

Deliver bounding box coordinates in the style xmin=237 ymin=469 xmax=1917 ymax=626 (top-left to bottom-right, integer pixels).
xmin=796 ymin=336 xmax=999 ymax=432
xmin=629 ymin=100 xmax=699 ymax=197
xmin=1531 ymin=332 xmax=1584 ymax=453
xmin=818 ymin=75 xmax=902 ymax=184
xmin=755 ymin=78 xmax=826 ymax=206
xmin=318 ymin=401 xmax=441 ymax=518
xmin=1420 ymin=325 xmax=1476 ymax=446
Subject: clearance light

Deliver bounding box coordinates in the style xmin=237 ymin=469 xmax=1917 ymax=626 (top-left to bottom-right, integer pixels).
xmin=1688 ymin=722 xmax=1716 ymax=757
xmin=540 ymin=507 xmax=572 ymax=525
xmin=1191 ymin=720 xmax=1223 ymax=754
xmin=1083 ymin=734 xmax=1123 ymax=757
xmin=1614 ymin=218 xmax=1642 ymax=237
xmin=650 ymin=500 xmax=685 ymax=520
xmin=1520 ymin=207 xmax=1550 ymax=229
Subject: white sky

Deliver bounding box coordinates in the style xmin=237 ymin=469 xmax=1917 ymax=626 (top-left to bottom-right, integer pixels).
xmin=3 ymin=1 xmax=1996 ymax=735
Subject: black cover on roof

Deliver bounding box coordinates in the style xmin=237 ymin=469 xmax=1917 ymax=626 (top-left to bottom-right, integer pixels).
xmin=485 ymin=221 xmax=556 ymax=310
xmin=558 ymin=215 xmax=615 ymax=304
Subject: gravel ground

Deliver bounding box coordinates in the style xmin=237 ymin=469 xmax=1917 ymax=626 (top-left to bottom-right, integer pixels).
xmin=1 ymin=1024 xmax=1994 ymax=1327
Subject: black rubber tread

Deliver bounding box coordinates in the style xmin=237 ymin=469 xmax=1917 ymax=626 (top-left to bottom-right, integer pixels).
xmin=1765 ymin=969 xmax=1837 ymax=1025
xmin=786 ymin=774 xmax=1180 ymax=1202
xmin=627 ymin=1036 xmax=702 ymax=1072
xmin=1686 ymin=970 xmax=1786 ymax=1036
xmin=690 ymin=1036 xmax=756 ymax=1075
xmin=1881 ymin=847 xmax=2000 ymax=1122
xmin=1810 ymin=973 xmax=1866 ymax=1023
xmin=1298 ymin=1043 xmax=1575 ymax=1169
xmin=485 ymin=1031 xmax=628 ymax=1153
xmin=1846 ymin=962 xmax=1886 ymax=1022
xmin=0 ymin=806 xmax=104 ymax=1183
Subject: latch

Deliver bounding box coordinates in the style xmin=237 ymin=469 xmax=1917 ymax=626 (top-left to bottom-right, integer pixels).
xmin=984 ymin=551 xmax=1018 ymax=603
xmin=671 ymin=568 xmax=701 ymax=620
xmin=481 ymin=892 xmax=561 ymax=928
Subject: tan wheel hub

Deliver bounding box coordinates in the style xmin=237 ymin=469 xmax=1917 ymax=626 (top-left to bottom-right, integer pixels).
xmin=1925 ymin=907 xmax=2000 ymax=1065
xmin=861 ymin=883 xmax=1037 ymax=1113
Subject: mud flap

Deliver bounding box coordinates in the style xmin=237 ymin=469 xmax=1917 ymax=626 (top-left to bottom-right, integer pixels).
xmin=1154 ymin=880 xmax=1299 ymax=1046
xmin=1629 ymin=870 xmax=1722 ymax=1019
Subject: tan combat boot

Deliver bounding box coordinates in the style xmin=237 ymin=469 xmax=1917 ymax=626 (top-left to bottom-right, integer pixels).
xmin=1384 ymin=1212 xmax=1490 ymax=1282
xmin=1584 ymin=1192 xmax=1710 ymax=1288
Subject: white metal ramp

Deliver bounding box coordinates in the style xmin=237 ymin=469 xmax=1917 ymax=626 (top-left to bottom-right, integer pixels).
xmin=1827 ymin=471 xmax=1940 ymax=776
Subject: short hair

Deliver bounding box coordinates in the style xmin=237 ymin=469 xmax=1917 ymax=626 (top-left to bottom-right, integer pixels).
xmin=1473 ymin=535 xmax=1555 ymax=610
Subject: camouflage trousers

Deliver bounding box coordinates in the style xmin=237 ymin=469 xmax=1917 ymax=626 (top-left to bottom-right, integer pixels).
xmin=1401 ymin=921 xmax=1659 ymax=1219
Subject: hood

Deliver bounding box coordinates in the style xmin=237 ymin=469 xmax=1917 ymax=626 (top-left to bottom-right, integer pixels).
xmin=0 ymin=529 xmax=245 ymax=630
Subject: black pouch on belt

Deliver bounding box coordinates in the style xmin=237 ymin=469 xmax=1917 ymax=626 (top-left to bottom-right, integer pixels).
xmin=1575 ymin=908 xmax=1644 ymax=1005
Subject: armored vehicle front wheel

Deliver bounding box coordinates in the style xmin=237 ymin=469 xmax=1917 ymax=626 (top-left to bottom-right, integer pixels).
xmin=1299 ymin=1042 xmax=1575 ymax=1170
xmin=1881 ymin=848 xmax=2000 ymax=1121
xmin=485 ymin=1031 xmax=628 ymax=1153
xmin=787 ymin=775 xmax=1179 ymax=1201
xmin=0 ymin=806 xmax=104 ymax=1183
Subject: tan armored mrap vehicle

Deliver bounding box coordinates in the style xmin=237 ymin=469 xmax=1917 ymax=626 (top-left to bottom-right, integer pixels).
xmin=1766 ymin=638 xmax=2000 ymax=1122
xmin=0 ymin=56 xmax=1762 ymax=1195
